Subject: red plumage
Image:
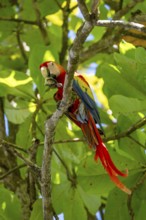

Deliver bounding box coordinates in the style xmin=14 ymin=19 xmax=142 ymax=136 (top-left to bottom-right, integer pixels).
xmin=40 ymin=61 xmax=131 ymax=195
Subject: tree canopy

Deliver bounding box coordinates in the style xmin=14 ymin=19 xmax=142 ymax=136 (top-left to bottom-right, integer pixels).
xmin=0 ymin=0 xmax=146 ymax=220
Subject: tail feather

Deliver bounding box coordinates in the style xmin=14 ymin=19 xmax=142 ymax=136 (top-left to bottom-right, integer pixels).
xmin=85 ymin=112 xmax=131 ymax=195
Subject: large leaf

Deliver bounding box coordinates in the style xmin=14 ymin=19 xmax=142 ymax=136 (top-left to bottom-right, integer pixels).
xmin=109 ymin=95 xmax=146 ymax=117
xmin=4 ymin=98 xmax=36 ymax=124
xmin=30 ymin=199 xmax=43 ymax=220
xmin=0 ymin=187 xmax=22 ymax=220
xmin=77 ymin=185 xmax=100 ymax=215
xmin=52 ymin=182 xmax=87 ymax=220
xmin=105 ymin=172 xmax=146 ymax=220
xmin=39 ymin=0 xmax=65 ymax=17
xmin=0 ymin=70 xmax=34 ymax=98
xmin=98 ymin=64 xmax=146 ymax=99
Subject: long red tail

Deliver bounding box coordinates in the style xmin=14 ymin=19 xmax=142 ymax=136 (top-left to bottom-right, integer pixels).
xmin=81 ymin=112 xmax=131 ymax=195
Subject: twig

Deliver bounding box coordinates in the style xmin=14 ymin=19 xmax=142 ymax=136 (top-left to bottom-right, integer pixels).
xmin=70 ymin=4 xmax=78 ymax=12
xmin=91 ymin=0 xmax=100 ymax=14
xmin=0 ymin=138 xmax=28 ymax=153
xmin=128 ymin=135 xmax=146 ymax=150
xmin=2 ymin=141 xmax=40 ymax=173
xmin=0 ymin=164 xmax=26 ymax=180
xmin=54 ymin=0 xmax=63 ymax=9
xmin=32 ymin=0 xmax=50 ymax=45
xmin=104 ymin=116 xmax=146 ymax=142
xmin=113 ymin=0 xmax=144 ymax=20
xmin=16 ymin=28 xmax=28 ymax=64
xmin=54 ymin=138 xmax=85 ymax=144
xmin=0 ymin=17 xmax=37 ymax=25
xmin=77 ymin=0 xmax=90 ymax=21
xmin=53 ymin=148 xmax=76 ymax=184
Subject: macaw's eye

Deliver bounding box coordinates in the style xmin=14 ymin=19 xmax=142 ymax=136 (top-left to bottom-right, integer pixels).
xmin=47 ymin=68 xmax=50 ymax=77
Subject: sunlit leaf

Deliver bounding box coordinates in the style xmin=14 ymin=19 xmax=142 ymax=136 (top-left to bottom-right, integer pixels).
xmin=0 ymin=187 xmax=22 ymax=220
xmin=0 ymin=70 xmax=34 ymax=98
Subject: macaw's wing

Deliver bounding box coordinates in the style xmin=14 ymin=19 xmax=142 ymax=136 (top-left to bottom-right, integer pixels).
xmin=73 ymin=73 xmax=104 ymax=135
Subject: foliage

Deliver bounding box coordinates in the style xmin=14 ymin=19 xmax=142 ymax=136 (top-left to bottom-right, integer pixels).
xmin=0 ymin=0 xmax=146 ymax=220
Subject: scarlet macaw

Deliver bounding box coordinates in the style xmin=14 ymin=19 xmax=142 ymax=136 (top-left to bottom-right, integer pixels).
xmin=40 ymin=61 xmax=131 ymax=194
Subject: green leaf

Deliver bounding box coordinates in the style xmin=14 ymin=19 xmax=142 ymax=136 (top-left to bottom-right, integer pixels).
xmin=52 ymin=182 xmax=71 ymax=214
xmin=99 ymin=64 xmax=146 ymax=99
xmin=4 ymin=99 xmax=36 ymax=124
xmin=22 ymin=29 xmax=45 ymax=49
xmin=52 ymin=182 xmax=87 ymax=220
xmin=105 ymin=189 xmax=130 ymax=220
xmin=39 ymin=0 xmax=65 ymax=16
xmin=105 ymin=172 xmax=146 ymax=220
xmin=118 ymin=137 xmax=146 ymax=164
xmin=135 ymin=47 xmax=146 ymax=64
xmin=16 ymin=115 xmax=33 ymax=148
xmin=0 ymin=187 xmax=22 ymax=220
xmin=109 ymin=95 xmax=146 ymax=117
xmin=20 ymin=0 xmax=36 ymax=21
xmin=114 ymin=53 xmax=146 ymax=97
xmin=77 ymin=185 xmax=100 ymax=215
xmin=30 ymin=199 xmax=43 ymax=220
xmin=63 ymin=188 xmax=87 ymax=220
xmin=0 ymin=70 xmax=34 ymax=98
xmin=119 ymin=41 xmax=135 ymax=55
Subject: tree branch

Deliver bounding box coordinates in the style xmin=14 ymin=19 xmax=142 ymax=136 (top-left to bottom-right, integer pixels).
xmin=0 ymin=164 xmax=26 ymax=180
xmin=77 ymin=0 xmax=90 ymax=21
xmin=16 ymin=28 xmax=28 ymax=64
xmin=104 ymin=116 xmax=146 ymax=143
xmin=0 ymin=138 xmax=28 ymax=153
xmin=41 ymin=4 xmax=96 ymax=218
xmin=53 ymin=116 xmax=146 ymax=149
xmin=1 ymin=140 xmax=40 ymax=173
xmin=96 ymin=20 xmax=146 ymax=33
xmin=0 ymin=17 xmax=37 ymax=25
xmin=59 ymin=0 xmax=71 ymax=64
xmin=113 ymin=0 xmax=144 ymax=20
xmin=32 ymin=0 xmax=50 ymax=45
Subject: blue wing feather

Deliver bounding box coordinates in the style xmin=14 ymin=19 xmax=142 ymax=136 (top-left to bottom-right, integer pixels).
xmin=73 ymin=79 xmax=104 ymax=135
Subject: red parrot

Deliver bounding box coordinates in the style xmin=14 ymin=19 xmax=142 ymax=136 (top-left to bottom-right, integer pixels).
xmin=40 ymin=61 xmax=131 ymax=195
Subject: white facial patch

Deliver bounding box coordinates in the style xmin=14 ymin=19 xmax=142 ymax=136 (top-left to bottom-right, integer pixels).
xmin=47 ymin=62 xmax=60 ymax=77
xmin=40 ymin=66 xmax=48 ymax=78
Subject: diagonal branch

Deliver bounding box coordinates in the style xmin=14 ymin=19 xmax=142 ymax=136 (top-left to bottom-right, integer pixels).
xmin=0 ymin=164 xmax=26 ymax=180
xmin=104 ymin=116 xmax=146 ymax=142
xmin=77 ymin=0 xmax=90 ymax=21
xmin=41 ymin=3 xmax=96 ymax=219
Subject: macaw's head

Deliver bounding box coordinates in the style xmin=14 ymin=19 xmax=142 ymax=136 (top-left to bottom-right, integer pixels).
xmin=40 ymin=61 xmax=66 ymax=88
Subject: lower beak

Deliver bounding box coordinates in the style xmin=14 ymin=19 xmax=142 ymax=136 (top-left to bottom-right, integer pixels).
xmin=45 ymin=77 xmax=57 ymax=88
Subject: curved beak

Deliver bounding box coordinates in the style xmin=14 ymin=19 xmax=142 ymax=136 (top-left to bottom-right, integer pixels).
xmin=45 ymin=77 xmax=57 ymax=88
